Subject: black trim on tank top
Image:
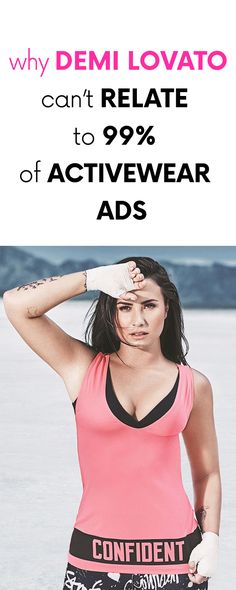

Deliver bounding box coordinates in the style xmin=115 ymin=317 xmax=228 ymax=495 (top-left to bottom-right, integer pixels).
xmin=72 ymin=366 xmax=180 ymax=426
xmin=105 ymin=366 xmax=180 ymax=428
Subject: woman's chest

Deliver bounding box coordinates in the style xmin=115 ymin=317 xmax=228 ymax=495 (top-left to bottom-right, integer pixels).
xmin=109 ymin=366 xmax=179 ymax=421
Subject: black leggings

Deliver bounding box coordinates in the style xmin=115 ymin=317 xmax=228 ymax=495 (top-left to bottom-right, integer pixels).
xmin=62 ymin=563 xmax=209 ymax=590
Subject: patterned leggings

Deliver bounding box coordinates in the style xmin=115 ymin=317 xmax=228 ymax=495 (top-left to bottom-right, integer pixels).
xmin=62 ymin=563 xmax=209 ymax=590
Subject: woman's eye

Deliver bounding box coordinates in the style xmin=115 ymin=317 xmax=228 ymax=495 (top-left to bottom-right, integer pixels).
xmin=118 ymin=303 xmax=156 ymax=311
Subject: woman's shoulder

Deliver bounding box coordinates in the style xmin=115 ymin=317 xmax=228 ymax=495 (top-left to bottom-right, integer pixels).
xmin=189 ymin=366 xmax=214 ymax=405
xmin=62 ymin=343 xmax=102 ymax=403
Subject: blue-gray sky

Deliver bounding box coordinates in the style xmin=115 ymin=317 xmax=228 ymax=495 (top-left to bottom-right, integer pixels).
xmin=18 ymin=246 xmax=236 ymax=266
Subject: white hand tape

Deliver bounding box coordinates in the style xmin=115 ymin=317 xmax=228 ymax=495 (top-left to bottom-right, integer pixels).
xmin=189 ymin=531 xmax=219 ymax=578
xmin=86 ymin=262 xmax=136 ymax=298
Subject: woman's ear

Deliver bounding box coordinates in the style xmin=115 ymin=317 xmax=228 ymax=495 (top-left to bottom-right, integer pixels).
xmin=164 ymin=303 xmax=169 ymax=319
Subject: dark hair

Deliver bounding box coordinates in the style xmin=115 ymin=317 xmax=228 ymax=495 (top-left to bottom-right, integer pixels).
xmin=85 ymin=257 xmax=189 ymax=365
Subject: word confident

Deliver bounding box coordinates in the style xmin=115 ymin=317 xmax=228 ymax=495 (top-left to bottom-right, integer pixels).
xmin=56 ymin=50 xmax=227 ymax=71
xmin=46 ymin=162 xmax=210 ymax=183
xmin=92 ymin=537 xmax=185 ymax=563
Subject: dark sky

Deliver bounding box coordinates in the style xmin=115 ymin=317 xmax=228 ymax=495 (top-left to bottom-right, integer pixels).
xmin=18 ymin=245 xmax=236 ymax=266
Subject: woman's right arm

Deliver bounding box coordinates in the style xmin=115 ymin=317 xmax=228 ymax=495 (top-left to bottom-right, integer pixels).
xmin=3 ymin=271 xmax=96 ymax=398
xmin=3 ymin=261 xmax=144 ymax=401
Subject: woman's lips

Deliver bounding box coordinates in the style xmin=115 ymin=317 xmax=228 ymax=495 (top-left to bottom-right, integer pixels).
xmin=130 ymin=332 xmax=148 ymax=338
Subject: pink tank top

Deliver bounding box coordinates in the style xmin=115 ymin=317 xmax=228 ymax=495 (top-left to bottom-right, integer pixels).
xmin=67 ymin=352 xmax=201 ymax=574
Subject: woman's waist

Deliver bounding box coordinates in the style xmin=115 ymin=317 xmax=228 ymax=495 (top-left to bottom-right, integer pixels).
xmin=80 ymin=474 xmax=190 ymax=501
xmin=76 ymin=485 xmax=194 ymax=526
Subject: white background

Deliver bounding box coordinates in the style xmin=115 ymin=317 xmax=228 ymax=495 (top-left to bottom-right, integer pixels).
xmin=1 ymin=0 xmax=235 ymax=244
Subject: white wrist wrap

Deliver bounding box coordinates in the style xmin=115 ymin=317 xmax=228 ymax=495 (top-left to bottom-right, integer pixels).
xmin=189 ymin=531 xmax=219 ymax=577
xmin=86 ymin=263 xmax=136 ymax=298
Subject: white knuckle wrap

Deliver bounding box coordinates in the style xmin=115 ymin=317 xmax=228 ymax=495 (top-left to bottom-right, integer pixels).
xmin=86 ymin=263 xmax=136 ymax=298
xmin=189 ymin=531 xmax=219 ymax=578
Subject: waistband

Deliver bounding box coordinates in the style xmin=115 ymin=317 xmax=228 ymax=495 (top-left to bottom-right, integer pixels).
xmin=69 ymin=527 xmax=202 ymax=567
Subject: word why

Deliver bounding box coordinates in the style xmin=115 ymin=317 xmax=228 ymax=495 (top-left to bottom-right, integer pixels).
xmin=9 ymin=48 xmax=49 ymax=77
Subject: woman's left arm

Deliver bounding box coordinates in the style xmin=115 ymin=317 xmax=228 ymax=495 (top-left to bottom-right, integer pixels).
xmin=182 ymin=369 xmax=222 ymax=584
xmin=182 ymin=369 xmax=222 ymax=535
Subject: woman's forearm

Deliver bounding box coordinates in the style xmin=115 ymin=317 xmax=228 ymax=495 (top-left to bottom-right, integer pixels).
xmin=193 ymin=471 xmax=222 ymax=535
xmin=3 ymin=271 xmax=87 ymax=318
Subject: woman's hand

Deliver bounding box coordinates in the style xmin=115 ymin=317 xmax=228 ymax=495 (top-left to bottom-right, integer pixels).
xmin=86 ymin=261 xmax=146 ymax=299
xmin=119 ymin=261 xmax=146 ymax=300
xmin=188 ymin=531 xmax=219 ymax=586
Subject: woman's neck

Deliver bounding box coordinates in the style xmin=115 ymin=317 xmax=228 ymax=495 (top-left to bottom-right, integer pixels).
xmin=111 ymin=343 xmax=166 ymax=369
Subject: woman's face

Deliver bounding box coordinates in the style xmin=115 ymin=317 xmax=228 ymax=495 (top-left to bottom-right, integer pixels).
xmin=114 ymin=278 xmax=169 ymax=348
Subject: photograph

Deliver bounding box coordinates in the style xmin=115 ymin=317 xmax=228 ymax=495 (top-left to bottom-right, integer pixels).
xmin=1 ymin=245 xmax=235 ymax=590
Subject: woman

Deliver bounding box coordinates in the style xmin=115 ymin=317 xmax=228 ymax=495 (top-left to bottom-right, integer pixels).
xmin=3 ymin=256 xmax=221 ymax=590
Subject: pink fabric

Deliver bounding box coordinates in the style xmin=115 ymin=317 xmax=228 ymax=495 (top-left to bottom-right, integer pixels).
xmin=67 ymin=553 xmax=192 ymax=575
xmin=68 ymin=352 xmax=199 ymax=573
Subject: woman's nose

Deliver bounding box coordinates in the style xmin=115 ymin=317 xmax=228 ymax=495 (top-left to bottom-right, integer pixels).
xmin=131 ymin=308 xmax=146 ymax=326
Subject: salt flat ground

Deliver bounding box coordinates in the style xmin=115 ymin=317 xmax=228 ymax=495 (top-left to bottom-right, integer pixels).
xmin=0 ymin=300 xmax=235 ymax=590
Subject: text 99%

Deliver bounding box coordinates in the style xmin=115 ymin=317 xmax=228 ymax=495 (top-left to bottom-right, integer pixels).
xmin=103 ymin=125 xmax=155 ymax=145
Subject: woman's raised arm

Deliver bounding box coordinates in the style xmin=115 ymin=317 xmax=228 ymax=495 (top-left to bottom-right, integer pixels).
xmin=3 ymin=262 xmax=144 ymax=400
xmin=3 ymin=271 xmax=95 ymax=394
